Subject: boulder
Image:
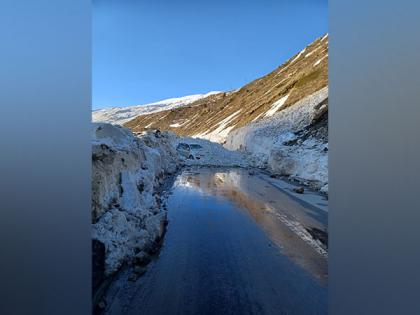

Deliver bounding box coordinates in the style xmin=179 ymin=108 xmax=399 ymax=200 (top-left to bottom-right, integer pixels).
xmin=293 ymin=187 xmax=305 ymax=194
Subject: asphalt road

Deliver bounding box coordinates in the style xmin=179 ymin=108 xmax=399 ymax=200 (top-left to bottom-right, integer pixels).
xmin=104 ymin=167 xmax=327 ymax=315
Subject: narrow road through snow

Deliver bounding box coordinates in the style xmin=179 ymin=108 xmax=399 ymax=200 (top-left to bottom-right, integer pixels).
xmin=103 ymin=167 xmax=327 ymax=315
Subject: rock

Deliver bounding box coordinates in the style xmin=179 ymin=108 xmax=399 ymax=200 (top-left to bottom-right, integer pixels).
xmin=134 ymin=251 xmax=151 ymax=266
xmin=320 ymin=183 xmax=328 ymax=194
xmin=92 ymin=239 xmax=105 ymax=293
xmin=293 ymin=187 xmax=305 ymax=194
xmin=98 ymin=300 xmax=106 ymax=309
xmin=133 ymin=265 xmax=146 ymax=276
xmin=154 ymin=129 xmax=162 ymax=138
xmin=142 ymin=240 xmax=159 ymax=255
xmin=176 ymin=143 xmax=191 ymax=158
xmin=145 ymin=212 xmax=167 ymax=242
xmin=268 ymin=150 xmax=297 ymax=177
xmin=137 ymin=182 xmax=145 ymax=192
xmin=189 ymin=144 xmax=203 ymax=150
xmin=128 ymin=273 xmax=138 ymax=282
xmin=148 ymin=243 xmax=159 ymax=255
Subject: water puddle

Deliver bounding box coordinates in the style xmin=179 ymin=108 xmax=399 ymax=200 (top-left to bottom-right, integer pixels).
xmin=104 ymin=166 xmax=327 ymax=315
xmin=176 ymin=166 xmax=328 ymax=282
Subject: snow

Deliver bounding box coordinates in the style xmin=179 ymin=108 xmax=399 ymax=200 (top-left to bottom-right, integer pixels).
xmin=184 ymin=114 xmax=197 ymax=124
xmin=264 ymin=94 xmax=289 ymax=117
xmin=289 ymin=48 xmax=306 ymax=64
xmin=272 ymin=211 xmax=327 ymax=257
xmin=268 ymin=141 xmax=328 ymax=184
xmin=214 ymin=110 xmax=242 ymax=130
xmin=252 ymin=112 xmax=264 ymax=122
xmin=92 ymin=123 xmax=180 ymax=274
xmin=175 ymin=137 xmax=249 ymax=167
xmin=320 ymin=183 xmax=328 ymax=194
xmin=261 ymin=174 xmax=328 ymax=213
xmin=193 ymin=109 xmax=242 ymax=143
xmin=169 ymin=123 xmax=182 ymax=128
xmin=321 ymin=33 xmax=328 ymax=42
xmin=313 ymin=55 xmax=328 ymax=67
xmin=91 ymin=122 xmax=138 ymax=151
xmin=92 ymin=89 xmax=329 ymax=277
xmin=92 ymin=122 xmax=251 ymax=275
xmin=225 ymin=87 xmax=328 ymax=189
xmin=92 ymin=91 xmax=221 ymax=125
xmin=305 ymin=45 xmax=323 ymax=58
xmin=217 ymin=126 xmax=236 ymax=139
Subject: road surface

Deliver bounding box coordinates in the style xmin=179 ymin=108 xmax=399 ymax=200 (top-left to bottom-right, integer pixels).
xmin=103 ymin=167 xmax=328 ymax=315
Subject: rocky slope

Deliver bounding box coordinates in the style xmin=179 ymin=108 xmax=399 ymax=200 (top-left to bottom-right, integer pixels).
xmin=124 ymin=34 xmax=328 ymax=144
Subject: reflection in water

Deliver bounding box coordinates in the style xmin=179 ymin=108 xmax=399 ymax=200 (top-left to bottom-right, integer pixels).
xmin=103 ymin=167 xmax=328 ymax=315
xmin=175 ymin=167 xmax=328 ymax=283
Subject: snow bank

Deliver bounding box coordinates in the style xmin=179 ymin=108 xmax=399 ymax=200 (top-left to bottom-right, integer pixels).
xmin=225 ymin=87 xmax=328 ymax=190
xmin=91 ymin=123 xmax=180 ymax=275
xmin=91 ymin=123 xmax=251 ymax=275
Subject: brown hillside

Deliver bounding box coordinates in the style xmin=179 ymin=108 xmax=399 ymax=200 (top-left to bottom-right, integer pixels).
xmin=124 ymin=34 xmax=328 ymax=142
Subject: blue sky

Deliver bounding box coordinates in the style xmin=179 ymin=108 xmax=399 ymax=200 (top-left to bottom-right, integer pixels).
xmin=93 ymin=0 xmax=327 ymax=109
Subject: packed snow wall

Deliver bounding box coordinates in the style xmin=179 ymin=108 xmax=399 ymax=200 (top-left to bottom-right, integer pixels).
xmin=91 ymin=123 xmax=180 ymax=278
xmin=225 ymin=87 xmax=328 ymax=191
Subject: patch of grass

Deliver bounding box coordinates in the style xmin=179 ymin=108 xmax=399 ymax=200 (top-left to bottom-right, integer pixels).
xmin=295 ymin=69 xmax=322 ymax=89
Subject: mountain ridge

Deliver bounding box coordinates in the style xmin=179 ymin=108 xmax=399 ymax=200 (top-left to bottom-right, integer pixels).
xmin=92 ymin=91 xmax=222 ymax=125
xmin=123 ymin=34 xmax=328 ymax=143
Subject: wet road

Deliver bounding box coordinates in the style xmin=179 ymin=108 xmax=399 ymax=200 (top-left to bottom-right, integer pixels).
xmin=104 ymin=167 xmax=328 ymax=315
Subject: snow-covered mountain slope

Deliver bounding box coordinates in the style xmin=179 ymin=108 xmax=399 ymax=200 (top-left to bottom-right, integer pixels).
xmin=92 ymin=91 xmax=221 ymax=125
xmin=124 ymin=34 xmax=328 ymax=144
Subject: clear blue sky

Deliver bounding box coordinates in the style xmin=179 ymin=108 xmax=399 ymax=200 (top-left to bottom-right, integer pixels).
xmin=93 ymin=0 xmax=327 ymax=109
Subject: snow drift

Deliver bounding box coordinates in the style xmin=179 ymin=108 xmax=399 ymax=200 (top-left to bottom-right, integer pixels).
xmin=225 ymin=87 xmax=328 ymax=190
